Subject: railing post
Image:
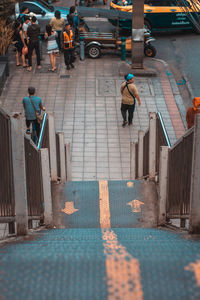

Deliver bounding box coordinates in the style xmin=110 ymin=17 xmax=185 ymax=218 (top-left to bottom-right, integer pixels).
xmin=57 ymin=132 xmax=66 ymax=182
xmin=130 ymin=142 xmax=136 ymax=180
xmin=189 ymin=114 xmax=200 ymax=233
xmin=40 ymin=148 xmax=53 ymax=226
xmin=48 ymin=112 xmax=57 ymax=181
xmin=138 ymin=130 xmax=144 ymax=178
xmin=149 ymin=112 xmax=157 ymax=180
xmin=11 ymin=113 xmax=28 ymax=236
xmin=158 ymin=146 xmax=169 ymax=225
xmin=80 ymin=36 xmax=85 ymax=61
xmin=65 ymin=143 xmax=72 ymax=181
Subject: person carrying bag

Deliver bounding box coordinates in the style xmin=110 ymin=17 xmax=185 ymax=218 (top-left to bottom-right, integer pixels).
xmin=120 ymin=73 xmax=141 ymax=127
xmin=22 ymin=86 xmax=45 ymax=138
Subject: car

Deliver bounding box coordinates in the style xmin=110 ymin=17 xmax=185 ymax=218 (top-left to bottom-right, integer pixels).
xmin=110 ymin=0 xmax=200 ymax=32
xmin=15 ymin=0 xmax=69 ymax=33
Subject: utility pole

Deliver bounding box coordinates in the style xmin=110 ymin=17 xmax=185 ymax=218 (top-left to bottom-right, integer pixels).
xmin=132 ymin=0 xmax=144 ymax=69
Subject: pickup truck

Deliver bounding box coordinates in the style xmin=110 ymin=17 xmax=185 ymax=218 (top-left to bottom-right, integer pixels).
xmin=15 ymin=0 xmax=69 ymax=33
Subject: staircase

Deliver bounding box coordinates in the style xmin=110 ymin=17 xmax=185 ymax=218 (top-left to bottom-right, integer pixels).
xmin=1 ymin=180 xmax=200 ymax=300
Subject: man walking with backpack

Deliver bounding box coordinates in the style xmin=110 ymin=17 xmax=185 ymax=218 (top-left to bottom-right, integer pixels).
xmin=27 ymin=16 xmax=41 ymax=71
xmin=120 ymin=73 xmax=141 ymax=127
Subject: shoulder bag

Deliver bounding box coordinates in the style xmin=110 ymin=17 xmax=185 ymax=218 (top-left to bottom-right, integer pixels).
xmin=29 ymin=97 xmax=43 ymax=124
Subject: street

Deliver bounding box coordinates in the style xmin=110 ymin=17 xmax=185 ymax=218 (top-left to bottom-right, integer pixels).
xmin=85 ymin=15 xmax=200 ymax=109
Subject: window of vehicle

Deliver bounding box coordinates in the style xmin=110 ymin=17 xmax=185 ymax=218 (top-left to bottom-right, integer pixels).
xmin=33 ymin=0 xmax=54 ymax=12
xmin=19 ymin=3 xmax=44 ymax=14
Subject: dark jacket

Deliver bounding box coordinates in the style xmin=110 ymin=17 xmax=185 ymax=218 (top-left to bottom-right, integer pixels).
xmin=27 ymin=24 xmax=40 ymax=43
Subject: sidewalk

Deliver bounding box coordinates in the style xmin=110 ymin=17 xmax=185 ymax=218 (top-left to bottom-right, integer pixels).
xmin=0 ymin=47 xmax=186 ymax=181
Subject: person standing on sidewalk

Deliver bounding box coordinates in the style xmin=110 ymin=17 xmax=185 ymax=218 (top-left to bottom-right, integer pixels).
xmin=62 ymin=23 xmax=75 ymax=70
xmin=22 ymin=86 xmax=45 ymax=138
xmin=50 ymin=10 xmax=64 ymax=52
xmin=27 ymin=16 xmax=41 ymax=71
xmin=186 ymin=97 xmax=200 ymax=129
xmin=120 ymin=73 xmax=141 ymax=127
xmin=45 ymin=24 xmax=59 ymax=72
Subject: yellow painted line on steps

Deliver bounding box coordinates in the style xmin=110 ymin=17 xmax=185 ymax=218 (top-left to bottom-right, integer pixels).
xmin=185 ymin=260 xmax=200 ymax=286
xmin=99 ymin=180 xmax=143 ymax=300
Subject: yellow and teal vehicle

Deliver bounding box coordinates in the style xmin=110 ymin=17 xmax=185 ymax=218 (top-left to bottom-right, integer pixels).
xmin=110 ymin=0 xmax=200 ymax=32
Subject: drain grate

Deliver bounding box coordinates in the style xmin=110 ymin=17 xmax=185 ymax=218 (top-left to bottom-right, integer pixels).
xmin=60 ymin=75 xmax=70 ymax=78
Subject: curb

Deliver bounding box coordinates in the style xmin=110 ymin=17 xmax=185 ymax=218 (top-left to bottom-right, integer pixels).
xmin=182 ymin=70 xmax=195 ymax=100
xmin=118 ymin=61 xmax=158 ymax=77
xmin=153 ymin=58 xmax=187 ymax=129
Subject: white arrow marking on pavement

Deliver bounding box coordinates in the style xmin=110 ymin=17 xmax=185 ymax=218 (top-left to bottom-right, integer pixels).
xmin=127 ymin=181 xmax=134 ymax=188
xmin=127 ymin=199 xmax=144 ymax=213
xmin=61 ymin=202 xmax=79 ymax=215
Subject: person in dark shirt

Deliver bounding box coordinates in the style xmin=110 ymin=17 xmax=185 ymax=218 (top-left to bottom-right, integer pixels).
xmin=13 ymin=20 xmax=27 ymax=67
xmin=27 ymin=16 xmax=41 ymax=71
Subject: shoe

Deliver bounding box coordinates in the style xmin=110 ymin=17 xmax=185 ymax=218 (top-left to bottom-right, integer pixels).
xmin=26 ymin=129 xmax=31 ymax=134
xmin=128 ymin=121 xmax=132 ymax=125
xmin=67 ymin=65 xmax=70 ymax=70
xmin=70 ymin=63 xmax=74 ymax=68
xmin=122 ymin=121 xmax=128 ymax=127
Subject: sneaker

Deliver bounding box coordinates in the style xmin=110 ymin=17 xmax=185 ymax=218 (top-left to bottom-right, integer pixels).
xmin=67 ymin=65 xmax=70 ymax=70
xmin=26 ymin=129 xmax=31 ymax=134
xmin=122 ymin=121 xmax=128 ymax=127
xmin=70 ymin=63 xmax=75 ymax=68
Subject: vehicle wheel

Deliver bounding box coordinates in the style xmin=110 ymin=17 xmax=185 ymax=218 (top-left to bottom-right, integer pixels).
xmin=144 ymin=44 xmax=156 ymax=57
xmin=87 ymin=44 xmax=101 ymax=59
xmin=144 ymin=19 xmax=151 ymax=31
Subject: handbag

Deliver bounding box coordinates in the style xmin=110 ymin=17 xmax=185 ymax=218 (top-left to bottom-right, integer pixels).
xmin=29 ymin=97 xmax=43 ymax=124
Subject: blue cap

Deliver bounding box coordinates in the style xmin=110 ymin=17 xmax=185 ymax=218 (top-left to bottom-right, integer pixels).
xmin=126 ymin=73 xmax=134 ymax=81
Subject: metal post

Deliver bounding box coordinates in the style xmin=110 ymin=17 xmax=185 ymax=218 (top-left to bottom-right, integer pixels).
xmin=65 ymin=143 xmax=72 ymax=181
xmin=80 ymin=36 xmax=85 ymax=61
xmin=11 ymin=113 xmax=28 ymax=236
xmin=57 ymin=132 xmax=66 ymax=182
xmin=48 ymin=112 xmax=57 ymax=181
xmin=130 ymin=142 xmax=136 ymax=180
xmin=39 ymin=35 xmax=43 ymax=61
xmin=121 ymin=37 xmax=126 ymax=61
xmin=149 ymin=112 xmax=156 ymax=180
xmin=40 ymin=148 xmax=53 ymax=226
xmin=189 ymin=114 xmax=200 ymax=233
xmin=132 ymin=0 xmax=144 ymax=69
xmin=138 ymin=130 xmax=144 ymax=178
xmin=158 ymin=146 xmax=169 ymax=225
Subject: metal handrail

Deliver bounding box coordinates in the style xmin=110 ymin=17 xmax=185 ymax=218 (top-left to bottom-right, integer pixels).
xmin=37 ymin=112 xmax=47 ymax=150
xmin=157 ymin=112 xmax=171 ymax=148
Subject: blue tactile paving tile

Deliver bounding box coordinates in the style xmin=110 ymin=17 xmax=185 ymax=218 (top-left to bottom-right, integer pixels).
xmin=108 ymin=180 xmax=143 ymax=228
xmin=61 ymin=181 xmax=100 ymax=228
xmin=114 ymin=228 xmax=200 ymax=300
xmin=0 ymin=229 xmax=107 ymax=300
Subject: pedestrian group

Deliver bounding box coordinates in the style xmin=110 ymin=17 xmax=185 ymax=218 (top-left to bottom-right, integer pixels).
xmin=13 ymin=5 xmax=77 ymax=72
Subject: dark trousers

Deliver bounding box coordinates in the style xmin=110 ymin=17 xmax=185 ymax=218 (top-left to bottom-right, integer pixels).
xmin=121 ymin=103 xmax=135 ymax=123
xmin=28 ymin=41 xmax=40 ymax=67
xmin=63 ymin=48 xmax=74 ymax=66
xmin=26 ymin=119 xmax=40 ymax=138
xmin=56 ymin=30 xmax=62 ymax=51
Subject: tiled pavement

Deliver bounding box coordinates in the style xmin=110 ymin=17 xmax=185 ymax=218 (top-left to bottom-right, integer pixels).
xmin=0 ymin=42 xmax=186 ymax=181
